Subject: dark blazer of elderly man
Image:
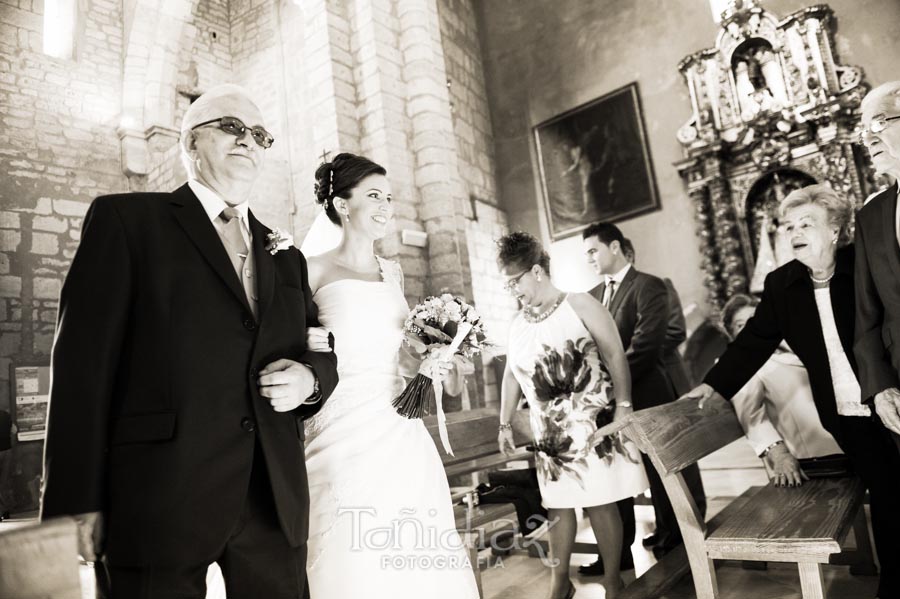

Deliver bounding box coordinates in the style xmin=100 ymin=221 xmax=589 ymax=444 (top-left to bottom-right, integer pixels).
xmin=42 ymin=84 xmax=338 ymax=598
xmin=854 ymin=80 xmax=900 ymax=449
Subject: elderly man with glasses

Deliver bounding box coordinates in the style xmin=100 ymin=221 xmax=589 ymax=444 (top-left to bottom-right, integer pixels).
xmin=854 ymin=80 xmax=900 ymax=453
xmin=41 ymin=84 xmax=338 ymax=598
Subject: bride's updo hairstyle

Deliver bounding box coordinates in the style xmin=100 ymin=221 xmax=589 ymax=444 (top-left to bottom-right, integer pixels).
xmin=314 ymin=152 xmax=387 ymax=226
xmin=496 ymin=231 xmax=551 ymax=275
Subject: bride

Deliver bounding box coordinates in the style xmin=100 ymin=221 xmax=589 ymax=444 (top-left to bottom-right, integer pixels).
xmin=301 ymin=152 xmax=480 ymax=598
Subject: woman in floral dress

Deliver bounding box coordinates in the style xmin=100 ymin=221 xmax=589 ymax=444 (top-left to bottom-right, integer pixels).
xmin=496 ymin=232 xmax=648 ymax=599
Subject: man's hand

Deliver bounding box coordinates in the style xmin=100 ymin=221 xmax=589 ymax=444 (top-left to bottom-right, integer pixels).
xmin=258 ymin=359 xmax=315 ymax=412
xmin=72 ymin=511 xmax=104 ymax=562
xmin=680 ymin=383 xmax=725 ymax=409
xmin=874 ymin=388 xmax=900 ymax=435
xmin=498 ymin=428 xmax=516 ymax=456
xmin=764 ymin=443 xmax=808 ymax=487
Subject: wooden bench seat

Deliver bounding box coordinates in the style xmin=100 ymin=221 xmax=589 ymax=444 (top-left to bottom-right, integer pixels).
xmin=425 ymin=407 xmax=535 ymax=598
xmin=604 ymin=397 xmax=875 ymax=599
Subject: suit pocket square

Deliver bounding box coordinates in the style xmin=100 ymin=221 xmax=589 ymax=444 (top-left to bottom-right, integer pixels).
xmin=112 ymin=412 xmax=177 ymax=445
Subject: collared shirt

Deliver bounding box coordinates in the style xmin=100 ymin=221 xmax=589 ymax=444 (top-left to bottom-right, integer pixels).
xmin=605 ymin=262 xmax=632 ymax=295
xmin=188 ymin=179 xmax=252 ymax=248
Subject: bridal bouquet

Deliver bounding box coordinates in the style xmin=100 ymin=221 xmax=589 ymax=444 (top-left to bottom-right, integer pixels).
xmin=393 ymin=294 xmax=491 ymax=453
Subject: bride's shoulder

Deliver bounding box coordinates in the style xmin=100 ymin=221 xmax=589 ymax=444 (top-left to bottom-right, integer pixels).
xmin=306 ymin=252 xmax=337 ymax=293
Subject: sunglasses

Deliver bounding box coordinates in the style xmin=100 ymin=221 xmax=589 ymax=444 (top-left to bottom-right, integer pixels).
xmin=854 ymin=115 xmax=900 ymax=145
xmin=192 ymin=116 xmax=275 ymax=149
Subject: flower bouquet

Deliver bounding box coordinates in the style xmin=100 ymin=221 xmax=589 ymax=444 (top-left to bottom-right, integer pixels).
xmin=393 ymin=294 xmax=491 ymax=453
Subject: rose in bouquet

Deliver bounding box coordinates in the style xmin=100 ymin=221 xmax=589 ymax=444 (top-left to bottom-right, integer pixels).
xmin=393 ymin=294 xmax=492 ymax=453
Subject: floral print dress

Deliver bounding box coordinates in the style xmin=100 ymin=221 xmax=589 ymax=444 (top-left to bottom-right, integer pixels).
xmin=508 ymin=297 xmax=648 ymax=508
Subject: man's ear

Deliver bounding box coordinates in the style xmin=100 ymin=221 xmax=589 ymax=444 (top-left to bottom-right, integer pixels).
xmin=182 ymin=130 xmax=197 ymax=154
xmin=609 ymin=240 xmax=620 ymax=254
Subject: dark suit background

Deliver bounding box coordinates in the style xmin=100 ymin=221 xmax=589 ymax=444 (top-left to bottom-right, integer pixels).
xmin=855 ymin=182 xmax=900 ymax=452
xmin=42 ymin=184 xmax=338 ymax=574
xmin=591 ymin=267 xmax=706 ymax=550
xmin=662 ymin=278 xmax=692 ymax=395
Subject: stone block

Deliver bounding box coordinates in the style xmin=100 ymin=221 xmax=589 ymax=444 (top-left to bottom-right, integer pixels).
xmin=40 ymin=309 xmax=57 ymax=323
xmin=0 ymin=331 xmax=20 ymax=357
xmin=0 ymin=254 xmax=8 ymax=274
xmin=32 ymin=215 xmax=68 ymax=233
xmin=53 ymin=199 xmax=89 ymax=217
xmin=33 ymin=276 xmax=61 ymax=300
xmin=33 ymin=331 xmax=54 ymax=355
xmin=0 ymin=211 xmax=20 ymax=229
xmin=31 ymin=232 xmax=59 ymax=255
xmin=0 ymin=231 xmax=20 ymax=252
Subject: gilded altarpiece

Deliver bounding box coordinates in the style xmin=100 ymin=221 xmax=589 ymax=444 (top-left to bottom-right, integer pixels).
xmin=675 ymin=0 xmax=878 ymax=310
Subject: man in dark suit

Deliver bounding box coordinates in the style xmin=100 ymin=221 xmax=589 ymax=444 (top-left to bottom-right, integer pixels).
xmin=582 ymin=223 xmax=706 ymax=560
xmin=622 ymin=238 xmax=693 ymax=395
xmin=41 ymin=85 xmax=338 ymax=598
xmin=854 ymin=80 xmax=900 ymax=451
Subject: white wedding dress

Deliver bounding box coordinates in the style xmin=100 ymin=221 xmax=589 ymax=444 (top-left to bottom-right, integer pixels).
xmin=303 ymin=256 xmax=479 ymax=599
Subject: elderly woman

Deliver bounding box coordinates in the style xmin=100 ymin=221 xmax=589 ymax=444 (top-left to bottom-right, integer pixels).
xmin=683 ymin=184 xmax=900 ymax=599
xmin=722 ymin=294 xmax=842 ymax=482
xmin=496 ymin=232 xmax=647 ymax=599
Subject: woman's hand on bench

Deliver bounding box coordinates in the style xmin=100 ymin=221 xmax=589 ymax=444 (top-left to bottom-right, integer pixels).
xmin=680 ymin=383 xmax=725 ymax=409
xmin=765 ymin=443 xmax=809 ymax=487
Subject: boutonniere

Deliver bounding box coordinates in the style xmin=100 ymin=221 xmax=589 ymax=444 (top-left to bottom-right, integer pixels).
xmin=265 ymin=228 xmax=294 ymax=255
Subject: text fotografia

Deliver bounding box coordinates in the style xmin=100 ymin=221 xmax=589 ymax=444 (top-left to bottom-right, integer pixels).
xmin=337 ymin=507 xmax=561 ymax=566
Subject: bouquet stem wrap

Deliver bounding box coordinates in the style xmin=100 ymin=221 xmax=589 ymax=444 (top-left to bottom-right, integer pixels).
xmin=392 ymin=323 xmax=474 ymax=455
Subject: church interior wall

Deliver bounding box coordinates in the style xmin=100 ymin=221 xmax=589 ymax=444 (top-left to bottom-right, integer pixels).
xmin=475 ymin=0 xmax=900 ymax=322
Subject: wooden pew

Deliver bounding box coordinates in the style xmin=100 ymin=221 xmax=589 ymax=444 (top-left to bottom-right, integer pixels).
xmin=424 ymin=407 xmax=535 ymax=598
xmin=607 ymin=397 xmax=875 ymax=599
xmin=0 ymin=517 xmax=83 ymax=599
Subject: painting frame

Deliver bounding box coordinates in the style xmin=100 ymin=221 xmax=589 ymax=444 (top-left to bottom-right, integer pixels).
xmin=534 ymin=82 xmax=660 ymax=241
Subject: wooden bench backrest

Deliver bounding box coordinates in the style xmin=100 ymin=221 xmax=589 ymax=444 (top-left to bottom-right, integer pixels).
xmin=623 ymin=397 xmax=744 ymax=476
xmin=0 ymin=517 xmax=83 ymax=599
xmin=425 ymin=407 xmax=531 ymax=466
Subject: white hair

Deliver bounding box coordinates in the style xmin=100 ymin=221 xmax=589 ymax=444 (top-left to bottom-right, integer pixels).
xmin=179 ymin=84 xmax=263 ymax=177
xmin=861 ymin=81 xmax=900 ymax=116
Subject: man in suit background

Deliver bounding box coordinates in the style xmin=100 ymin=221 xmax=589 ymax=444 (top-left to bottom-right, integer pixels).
xmin=855 ymin=80 xmax=900 ymax=450
xmin=583 ymin=223 xmax=706 ymax=560
xmin=621 ymin=238 xmax=693 ymax=395
xmin=41 ymin=85 xmax=338 ymax=598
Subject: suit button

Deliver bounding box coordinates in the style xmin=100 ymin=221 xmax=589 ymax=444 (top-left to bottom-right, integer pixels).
xmin=241 ymin=417 xmax=256 ymax=433
xmin=243 ymin=318 xmax=256 ymax=331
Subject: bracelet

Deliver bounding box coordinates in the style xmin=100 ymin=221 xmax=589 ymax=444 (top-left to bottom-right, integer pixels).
xmin=760 ymin=440 xmax=784 ymax=458
xmin=498 ymin=422 xmax=512 ymax=432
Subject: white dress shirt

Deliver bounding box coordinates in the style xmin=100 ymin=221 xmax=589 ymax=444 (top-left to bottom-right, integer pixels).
xmin=188 ymin=179 xmax=252 ymax=248
xmin=602 ymin=263 xmax=632 ymax=306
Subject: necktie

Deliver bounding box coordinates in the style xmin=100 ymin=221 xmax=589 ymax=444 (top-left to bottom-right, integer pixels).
xmin=219 ymin=208 xmax=258 ymax=318
xmin=602 ymin=279 xmax=617 ymax=309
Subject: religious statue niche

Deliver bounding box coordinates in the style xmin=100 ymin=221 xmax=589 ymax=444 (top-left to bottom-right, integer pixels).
xmin=674 ymin=0 xmax=877 ymax=311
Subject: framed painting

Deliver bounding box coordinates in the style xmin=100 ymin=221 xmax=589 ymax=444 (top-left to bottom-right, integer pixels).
xmin=534 ymin=82 xmax=660 ymax=240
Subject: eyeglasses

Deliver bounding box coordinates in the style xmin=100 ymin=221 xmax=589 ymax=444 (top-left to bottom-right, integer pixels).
xmin=854 ymin=115 xmax=900 ymax=144
xmin=192 ymin=116 xmax=275 ymax=149
xmin=502 ymin=270 xmax=529 ymax=293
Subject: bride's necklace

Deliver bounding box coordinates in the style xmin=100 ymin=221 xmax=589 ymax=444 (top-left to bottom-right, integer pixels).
xmin=524 ymin=293 xmax=566 ymax=323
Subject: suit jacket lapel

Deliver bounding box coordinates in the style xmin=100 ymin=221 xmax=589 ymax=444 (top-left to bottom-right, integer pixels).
xmin=609 ymin=267 xmax=637 ymax=316
xmin=169 ymin=184 xmax=253 ymax=315
xmin=880 ymin=184 xmax=900 ymax=282
xmin=249 ymin=211 xmax=275 ymax=321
